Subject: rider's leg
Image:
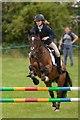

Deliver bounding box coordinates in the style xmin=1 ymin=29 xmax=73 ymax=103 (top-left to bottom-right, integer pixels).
xmin=44 ymin=39 xmax=62 ymax=74
xmin=49 ymin=42 xmax=63 ymax=74
xmin=49 ymin=42 xmax=60 ymax=57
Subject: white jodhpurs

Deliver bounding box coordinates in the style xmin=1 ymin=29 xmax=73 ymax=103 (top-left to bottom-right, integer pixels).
xmin=49 ymin=42 xmax=60 ymax=57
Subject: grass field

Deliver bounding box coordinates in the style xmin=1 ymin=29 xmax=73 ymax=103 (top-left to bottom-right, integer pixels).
xmin=0 ymin=51 xmax=2 ymax=120
xmin=2 ymin=49 xmax=78 ymax=118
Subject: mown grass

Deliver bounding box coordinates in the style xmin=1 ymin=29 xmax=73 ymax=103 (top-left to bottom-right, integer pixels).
xmin=0 ymin=50 xmax=2 ymax=119
xmin=2 ymin=49 xmax=78 ymax=118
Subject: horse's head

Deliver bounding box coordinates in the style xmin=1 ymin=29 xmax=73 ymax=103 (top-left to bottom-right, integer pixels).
xmin=28 ymin=29 xmax=41 ymax=52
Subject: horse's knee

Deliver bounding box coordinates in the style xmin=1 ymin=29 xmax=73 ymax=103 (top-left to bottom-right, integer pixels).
xmin=40 ymin=66 xmax=48 ymax=74
xmin=29 ymin=65 xmax=34 ymax=71
xmin=40 ymin=67 xmax=45 ymax=73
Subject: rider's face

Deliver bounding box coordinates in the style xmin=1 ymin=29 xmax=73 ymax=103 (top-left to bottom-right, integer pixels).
xmin=36 ymin=21 xmax=43 ymax=27
xmin=65 ymin=27 xmax=71 ymax=34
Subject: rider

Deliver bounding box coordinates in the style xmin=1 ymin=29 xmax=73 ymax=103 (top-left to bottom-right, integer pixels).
xmin=31 ymin=14 xmax=62 ymax=74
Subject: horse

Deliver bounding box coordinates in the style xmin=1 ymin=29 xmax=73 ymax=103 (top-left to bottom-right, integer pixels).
xmin=27 ymin=30 xmax=72 ymax=111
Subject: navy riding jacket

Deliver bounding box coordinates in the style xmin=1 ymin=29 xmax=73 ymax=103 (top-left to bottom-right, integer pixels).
xmin=31 ymin=24 xmax=56 ymax=45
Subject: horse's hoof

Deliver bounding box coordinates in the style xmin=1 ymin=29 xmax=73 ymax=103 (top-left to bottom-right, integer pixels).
xmin=33 ymin=80 xmax=39 ymax=85
xmin=52 ymin=107 xmax=56 ymax=111
xmin=52 ymin=103 xmax=56 ymax=111
xmin=55 ymin=109 xmax=60 ymax=112
xmin=33 ymin=78 xmax=39 ymax=85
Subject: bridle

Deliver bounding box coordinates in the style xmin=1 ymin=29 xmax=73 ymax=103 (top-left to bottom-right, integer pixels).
xmin=29 ymin=35 xmax=45 ymax=59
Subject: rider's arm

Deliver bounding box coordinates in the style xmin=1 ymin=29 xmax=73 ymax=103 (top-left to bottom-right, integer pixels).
xmin=42 ymin=26 xmax=56 ymax=41
xmin=46 ymin=26 xmax=56 ymax=39
xmin=70 ymin=33 xmax=78 ymax=44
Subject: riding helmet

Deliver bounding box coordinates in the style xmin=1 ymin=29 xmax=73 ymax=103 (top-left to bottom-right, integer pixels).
xmin=34 ymin=14 xmax=45 ymax=22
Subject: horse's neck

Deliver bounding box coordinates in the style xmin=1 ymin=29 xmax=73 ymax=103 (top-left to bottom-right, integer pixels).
xmin=40 ymin=43 xmax=49 ymax=53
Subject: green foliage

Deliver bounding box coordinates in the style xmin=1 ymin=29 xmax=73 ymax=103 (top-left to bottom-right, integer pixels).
xmin=2 ymin=2 xmax=75 ymax=44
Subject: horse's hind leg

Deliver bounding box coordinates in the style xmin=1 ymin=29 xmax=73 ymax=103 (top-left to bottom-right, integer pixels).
xmin=44 ymin=81 xmax=56 ymax=110
xmin=49 ymin=91 xmax=56 ymax=110
xmin=56 ymin=73 xmax=66 ymax=111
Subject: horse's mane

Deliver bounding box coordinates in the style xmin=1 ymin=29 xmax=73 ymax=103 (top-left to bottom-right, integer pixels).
xmin=38 ymin=39 xmax=50 ymax=52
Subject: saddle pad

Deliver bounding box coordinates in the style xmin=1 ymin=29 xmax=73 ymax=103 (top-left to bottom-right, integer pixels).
xmin=48 ymin=48 xmax=62 ymax=66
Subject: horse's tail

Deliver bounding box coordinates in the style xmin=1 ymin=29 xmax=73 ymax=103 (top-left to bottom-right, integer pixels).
xmin=65 ymin=71 xmax=72 ymax=87
xmin=62 ymin=71 xmax=72 ymax=98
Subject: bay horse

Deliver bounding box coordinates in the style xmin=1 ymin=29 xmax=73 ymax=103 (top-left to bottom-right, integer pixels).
xmin=27 ymin=30 xmax=72 ymax=111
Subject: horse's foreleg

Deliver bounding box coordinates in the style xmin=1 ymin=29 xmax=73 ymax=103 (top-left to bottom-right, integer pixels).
xmin=27 ymin=65 xmax=39 ymax=85
xmin=40 ymin=66 xmax=50 ymax=82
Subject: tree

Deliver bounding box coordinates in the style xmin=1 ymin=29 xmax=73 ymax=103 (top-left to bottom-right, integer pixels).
xmin=2 ymin=2 xmax=72 ymax=44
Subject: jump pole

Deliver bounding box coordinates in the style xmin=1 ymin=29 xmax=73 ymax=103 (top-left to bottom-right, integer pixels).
xmin=0 ymin=87 xmax=80 ymax=91
xmin=0 ymin=98 xmax=80 ymax=102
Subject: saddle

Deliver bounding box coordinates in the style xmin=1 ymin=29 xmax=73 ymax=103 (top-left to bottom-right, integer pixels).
xmin=48 ymin=47 xmax=58 ymax=66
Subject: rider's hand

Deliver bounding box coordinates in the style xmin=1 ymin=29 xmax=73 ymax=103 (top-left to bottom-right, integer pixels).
xmin=42 ymin=36 xmax=49 ymax=41
xmin=70 ymin=41 xmax=74 ymax=44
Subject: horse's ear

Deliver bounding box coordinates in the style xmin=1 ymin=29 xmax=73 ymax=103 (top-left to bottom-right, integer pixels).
xmin=27 ymin=30 xmax=31 ymax=40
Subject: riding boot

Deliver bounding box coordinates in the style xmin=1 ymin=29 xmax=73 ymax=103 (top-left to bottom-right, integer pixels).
xmin=57 ymin=57 xmax=63 ymax=74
